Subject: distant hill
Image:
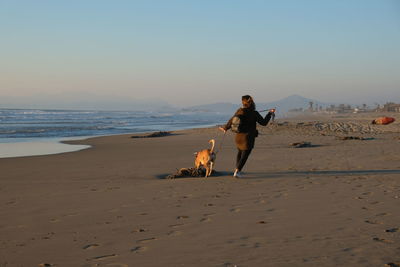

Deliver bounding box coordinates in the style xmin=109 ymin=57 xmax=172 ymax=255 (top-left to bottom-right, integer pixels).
xmin=183 ymin=95 xmax=330 ymax=114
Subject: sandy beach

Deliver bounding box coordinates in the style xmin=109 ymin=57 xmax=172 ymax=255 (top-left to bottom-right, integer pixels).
xmin=1 ymin=113 xmax=400 ymax=267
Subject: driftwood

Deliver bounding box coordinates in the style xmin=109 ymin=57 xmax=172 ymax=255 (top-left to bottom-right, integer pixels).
xmin=131 ymin=131 xmax=171 ymax=138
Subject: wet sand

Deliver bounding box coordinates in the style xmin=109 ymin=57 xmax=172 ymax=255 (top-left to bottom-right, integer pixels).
xmin=1 ymin=113 xmax=400 ymax=267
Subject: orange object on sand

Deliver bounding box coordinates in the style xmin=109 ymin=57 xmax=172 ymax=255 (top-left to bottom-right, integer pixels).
xmin=372 ymin=117 xmax=395 ymax=125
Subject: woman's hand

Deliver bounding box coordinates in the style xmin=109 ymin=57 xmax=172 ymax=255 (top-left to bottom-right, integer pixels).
xmin=219 ymin=127 xmax=226 ymax=133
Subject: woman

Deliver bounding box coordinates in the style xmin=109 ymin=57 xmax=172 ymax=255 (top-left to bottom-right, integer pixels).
xmin=219 ymin=95 xmax=275 ymax=178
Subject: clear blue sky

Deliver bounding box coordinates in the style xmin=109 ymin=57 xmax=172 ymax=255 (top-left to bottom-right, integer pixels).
xmin=1 ymin=0 xmax=399 ymax=108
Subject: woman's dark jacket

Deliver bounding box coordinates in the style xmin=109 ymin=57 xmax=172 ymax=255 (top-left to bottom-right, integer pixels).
xmin=223 ymin=108 xmax=273 ymax=150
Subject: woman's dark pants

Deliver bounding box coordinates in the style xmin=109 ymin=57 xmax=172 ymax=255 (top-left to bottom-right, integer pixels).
xmin=236 ymin=149 xmax=252 ymax=171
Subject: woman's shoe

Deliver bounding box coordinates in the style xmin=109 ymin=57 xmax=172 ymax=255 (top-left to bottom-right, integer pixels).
xmin=233 ymin=169 xmax=243 ymax=178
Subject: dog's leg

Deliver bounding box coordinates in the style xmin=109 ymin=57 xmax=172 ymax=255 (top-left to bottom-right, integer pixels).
xmin=194 ymin=159 xmax=200 ymax=170
xmin=209 ymin=161 xmax=214 ymax=176
xmin=204 ymin=162 xmax=211 ymax=177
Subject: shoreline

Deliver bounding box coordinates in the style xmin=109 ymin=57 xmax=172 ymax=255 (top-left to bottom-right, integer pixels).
xmin=0 ymin=123 xmax=222 ymax=159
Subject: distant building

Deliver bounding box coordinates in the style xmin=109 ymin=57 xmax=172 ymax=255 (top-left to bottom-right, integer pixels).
xmin=382 ymin=102 xmax=400 ymax=112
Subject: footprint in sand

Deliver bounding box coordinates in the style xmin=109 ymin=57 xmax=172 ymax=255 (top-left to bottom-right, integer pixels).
xmin=131 ymin=228 xmax=148 ymax=233
xmin=137 ymin=237 xmax=157 ymax=244
xmin=230 ymin=208 xmax=241 ymax=212
xmin=386 ymin=228 xmax=399 ymax=233
xmin=105 ymin=186 xmax=121 ymax=191
xmin=274 ymin=193 xmax=288 ymax=199
xmin=6 ymin=199 xmax=17 ymax=205
xmin=369 ymin=201 xmax=381 ymax=205
xmin=131 ymin=246 xmax=148 ymax=253
xmin=342 ymin=247 xmax=363 ymax=253
xmin=169 ymin=223 xmax=185 ymax=228
xmin=105 ymin=264 xmax=128 ymax=267
xmin=89 ymin=254 xmax=118 ymax=261
xmin=385 ymin=263 xmax=400 ymax=267
xmin=177 ymin=215 xmax=189 ymax=219
xmin=376 ymin=212 xmax=391 ymax=217
xmin=167 ymin=230 xmax=182 ymax=236
xmin=63 ymin=212 xmax=79 ymax=217
xmin=253 ymin=242 xmax=262 ymax=248
xmin=83 ymin=244 xmax=99 ymax=250
xmin=107 ymin=208 xmax=119 ymax=213
xmin=365 ymin=220 xmax=383 ymax=225
xmin=200 ymin=217 xmax=212 ymax=223
xmin=221 ymin=262 xmax=238 ymax=267
xmin=372 ymin=237 xmax=394 ymax=244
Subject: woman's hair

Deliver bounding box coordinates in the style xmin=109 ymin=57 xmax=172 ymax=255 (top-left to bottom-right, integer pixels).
xmin=242 ymin=95 xmax=256 ymax=110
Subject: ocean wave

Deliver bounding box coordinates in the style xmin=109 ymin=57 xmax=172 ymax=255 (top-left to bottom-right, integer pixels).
xmin=0 ymin=108 xmax=227 ymax=139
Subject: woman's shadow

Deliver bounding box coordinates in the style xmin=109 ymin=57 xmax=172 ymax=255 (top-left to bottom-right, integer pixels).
xmin=157 ymin=169 xmax=400 ymax=179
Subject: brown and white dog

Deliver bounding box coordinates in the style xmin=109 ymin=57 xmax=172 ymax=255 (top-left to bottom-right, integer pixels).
xmin=194 ymin=139 xmax=216 ymax=177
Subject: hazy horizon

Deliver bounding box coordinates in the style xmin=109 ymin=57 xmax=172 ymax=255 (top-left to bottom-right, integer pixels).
xmin=0 ymin=93 xmax=395 ymax=112
xmin=1 ymin=0 xmax=399 ymax=109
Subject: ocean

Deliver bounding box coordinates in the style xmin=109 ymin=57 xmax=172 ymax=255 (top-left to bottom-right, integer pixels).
xmin=0 ymin=109 xmax=229 ymax=158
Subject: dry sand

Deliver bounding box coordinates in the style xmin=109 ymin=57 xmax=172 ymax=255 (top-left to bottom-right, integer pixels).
xmin=1 ymin=113 xmax=400 ymax=267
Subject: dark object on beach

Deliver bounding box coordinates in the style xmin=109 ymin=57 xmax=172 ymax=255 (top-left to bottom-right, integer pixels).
xmin=385 ymin=262 xmax=400 ymax=267
xmin=371 ymin=117 xmax=395 ymax=125
xmin=290 ymin=142 xmax=312 ymax=148
xmin=166 ymin=167 xmax=214 ymax=179
xmin=386 ymin=228 xmax=399 ymax=233
xmin=277 ymin=121 xmax=289 ymax=126
xmin=131 ymin=131 xmax=171 ymax=138
xmin=336 ymin=136 xmax=374 ymax=141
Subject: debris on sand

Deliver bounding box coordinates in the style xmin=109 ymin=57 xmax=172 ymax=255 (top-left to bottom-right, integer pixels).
xmin=131 ymin=131 xmax=171 ymax=138
xmin=290 ymin=142 xmax=313 ymax=148
xmin=314 ymin=122 xmax=378 ymax=134
xmin=277 ymin=121 xmax=289 ymax=126
xmin=166 ymin=167 xmax=214 ymax=179
xmin=336 ymin=136 xmax=374 ymax=141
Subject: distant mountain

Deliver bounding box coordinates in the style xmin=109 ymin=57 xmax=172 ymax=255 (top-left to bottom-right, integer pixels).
xmin=183 ymin=95 xmax=330 ymax=114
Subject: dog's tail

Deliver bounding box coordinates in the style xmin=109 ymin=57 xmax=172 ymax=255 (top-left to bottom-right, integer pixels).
xmin=209 ymin=139 xmax=215 ymax=153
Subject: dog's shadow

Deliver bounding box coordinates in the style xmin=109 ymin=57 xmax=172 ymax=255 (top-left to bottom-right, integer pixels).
xmin=156 ymin=170 xmax=232 ymax=179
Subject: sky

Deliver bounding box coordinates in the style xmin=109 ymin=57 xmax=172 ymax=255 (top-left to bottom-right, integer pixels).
xmin=0 ymin=0 xmax=399 ymax=109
